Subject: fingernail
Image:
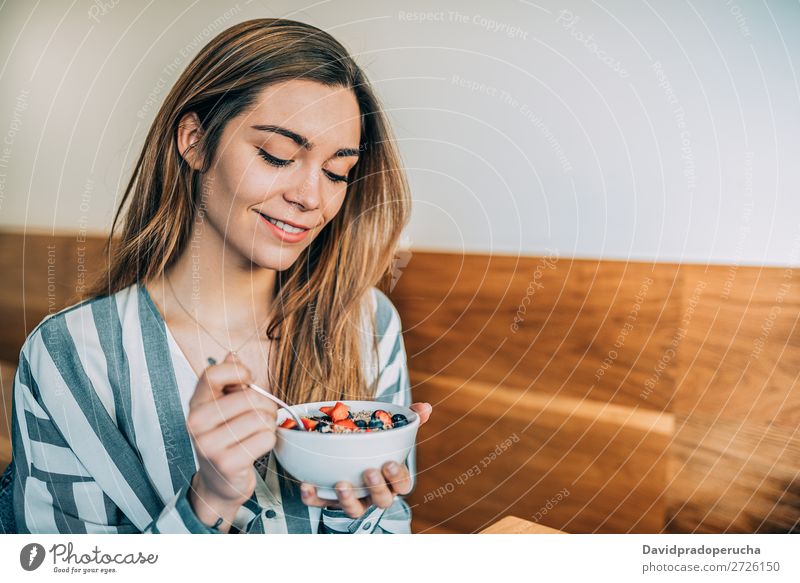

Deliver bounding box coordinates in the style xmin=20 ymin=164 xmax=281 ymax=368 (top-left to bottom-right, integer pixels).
xmin=336 ymin=485 xmax=350 ymax=498
xmin=387 ymin=462 xmax=400 ymax=476
xmin=300 ymin=485 xmax=311 ymax=497
xmin=366 ymin=471 xmax=381 ymax=485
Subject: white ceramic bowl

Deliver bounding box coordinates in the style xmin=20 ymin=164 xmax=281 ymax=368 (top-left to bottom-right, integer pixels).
xmin=273 ymin=400 xmax=419 ymax=499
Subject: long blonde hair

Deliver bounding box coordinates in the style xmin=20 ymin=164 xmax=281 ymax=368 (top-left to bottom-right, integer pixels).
xmin=85 ymin=18 xmax=411 ymax=405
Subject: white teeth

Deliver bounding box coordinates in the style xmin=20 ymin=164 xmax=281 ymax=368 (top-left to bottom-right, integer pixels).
xmin=265 ymin=215 xmax=306 ymax=234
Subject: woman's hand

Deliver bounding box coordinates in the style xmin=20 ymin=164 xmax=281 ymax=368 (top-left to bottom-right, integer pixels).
xmin=185 ymin=351 xmax=278 ymax=530
xmin=299 ymin=402 xmax=432 ymax=518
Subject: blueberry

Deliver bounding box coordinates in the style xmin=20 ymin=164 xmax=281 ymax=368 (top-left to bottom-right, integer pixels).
xmin=314 ymin=418 xmax=332 ymax=432
xmin=354 ymin=419 xmax=368 ymax=429
xmin=391 ymin=414 xmax=409 ymax=428
xmin=368 ymin=418 xmax=384 ymax=430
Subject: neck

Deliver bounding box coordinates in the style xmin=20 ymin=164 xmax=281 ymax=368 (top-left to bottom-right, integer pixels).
xmin=156 ymin=218 xmax=277 ymax=333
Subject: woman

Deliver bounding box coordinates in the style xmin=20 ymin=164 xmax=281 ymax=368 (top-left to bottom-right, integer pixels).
xmin=7 ymin=18 xmax=431 ymax=534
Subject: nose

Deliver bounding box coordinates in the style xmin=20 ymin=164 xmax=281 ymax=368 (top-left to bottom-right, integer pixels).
xmin=285 ymin=168 xmax=322 ymax=213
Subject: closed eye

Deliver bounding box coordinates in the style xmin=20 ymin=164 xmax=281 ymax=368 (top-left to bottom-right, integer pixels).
xmin=256 ymin=147 xmax=291 ymax=167
xmin=256 ymin=147 xmax=349 ymax=184
xmin=324 ymin=170 xmax=348 ymax=183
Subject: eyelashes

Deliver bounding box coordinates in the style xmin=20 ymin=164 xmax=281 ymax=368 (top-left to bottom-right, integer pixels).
xmin=256 ymin=147 xmax=290 ymax=168
xmin=256 ymin=147 xmax=348 ymax=184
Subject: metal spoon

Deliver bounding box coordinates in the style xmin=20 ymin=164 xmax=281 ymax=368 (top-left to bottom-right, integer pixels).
xmin=206 ymin=357 xmax=307 ymax=430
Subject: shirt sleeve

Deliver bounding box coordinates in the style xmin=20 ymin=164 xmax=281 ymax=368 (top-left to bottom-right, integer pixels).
xmin=144 ymin=482 xmax=265 ymax=534
xmin=320 ymin=290 xmax=415 ymax=534
xmin=10 ymin=331 xmax=239 ymax=534
xmin=141 ymin=485 xmax=223 ymax=534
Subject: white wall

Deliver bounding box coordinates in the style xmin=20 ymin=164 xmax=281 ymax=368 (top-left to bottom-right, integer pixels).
xmin=0 ymin=0 xmax=798 ymax=265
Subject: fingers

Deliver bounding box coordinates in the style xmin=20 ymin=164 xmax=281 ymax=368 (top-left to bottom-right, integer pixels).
xmin=380 ymin=461 xmax=413 ymax=496
xmin=299 ymin=482 xmax=370 ymax=519
xmin=192 ymin=410 xmax=275 ymax=456
xmin=363 ymin=468 xmax=395 ymax=508
xmin=299 ymin=484 xmax=332 ymax=507
xmin=192 ymin=425 xmax=274 ymax=480
xmin=333 ymin=482 xmax=369 ymax=518
xmin=190 ymin=352 xmax=253 ymax=407
xmin=409 ymin=402 xmax=433 ymax=426
xmin=188 ymin=390 xmax=277 ymax=434
xmin=299 ymin=465 xmax=407 ymax=517
xmin=220 ymin=430 xmax=276 ymax=470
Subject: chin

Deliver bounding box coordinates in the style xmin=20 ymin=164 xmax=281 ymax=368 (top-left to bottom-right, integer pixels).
xmin=248 ymin=246 xmax=304 ymax=271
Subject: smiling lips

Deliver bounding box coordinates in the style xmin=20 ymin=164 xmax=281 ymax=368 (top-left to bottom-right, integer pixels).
xmin=257 ymin=211 xmax=312 ymax=243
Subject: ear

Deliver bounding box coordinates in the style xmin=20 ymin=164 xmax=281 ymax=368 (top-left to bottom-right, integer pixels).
xmin=176 ymin=111 xmax=205 ymax=171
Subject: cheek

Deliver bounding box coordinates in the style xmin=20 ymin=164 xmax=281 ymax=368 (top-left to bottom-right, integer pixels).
xmin=322 ymin=192 xmax=348 ymax=222
xmin=214 ymin=147 xmax=274 ymax=204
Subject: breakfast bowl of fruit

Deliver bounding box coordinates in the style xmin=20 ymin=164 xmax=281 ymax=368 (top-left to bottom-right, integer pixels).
xmin=273 ymin=400 xmax=419 ymax=499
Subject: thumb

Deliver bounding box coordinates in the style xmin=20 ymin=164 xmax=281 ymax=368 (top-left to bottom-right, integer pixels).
xmin=222 ymin=351 xmax=251 ymax=391
xmin=192 ymin=352 xmax=246 ymax=406
xmin=410 ymin=402 xmax=432 ymax=426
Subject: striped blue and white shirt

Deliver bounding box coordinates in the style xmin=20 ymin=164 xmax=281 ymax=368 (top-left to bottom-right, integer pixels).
xmin=10 ymin=282 xmax=415 ymax=534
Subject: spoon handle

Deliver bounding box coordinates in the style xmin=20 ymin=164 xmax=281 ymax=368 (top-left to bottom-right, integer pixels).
xmin=246 ymin=382 xmax=307 ymax=429
xmin=206 ymin=357 xmax=307 ymax=430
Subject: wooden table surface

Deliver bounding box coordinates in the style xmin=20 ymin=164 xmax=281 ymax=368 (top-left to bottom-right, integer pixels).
xmin=479 ymin=515 xmax=567 ymax=534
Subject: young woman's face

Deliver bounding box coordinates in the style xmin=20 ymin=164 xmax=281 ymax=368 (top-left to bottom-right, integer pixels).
xmin=192 ymin=79 xmax=362 ymax=271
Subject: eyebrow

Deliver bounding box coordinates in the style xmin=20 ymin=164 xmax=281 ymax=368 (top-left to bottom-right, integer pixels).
xmin=251 ymin=124 xmax=361 ymax=158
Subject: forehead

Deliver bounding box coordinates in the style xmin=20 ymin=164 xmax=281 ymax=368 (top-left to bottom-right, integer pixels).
xmin=244 ymin=79 xmax=361 ymax=146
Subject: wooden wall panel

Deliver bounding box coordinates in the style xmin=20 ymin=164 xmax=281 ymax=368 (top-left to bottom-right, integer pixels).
xmin=406 ymin=374 xmax=673 ymax=533
xmin=0 ymin=361 xmax=13 ymax=472
xmin=0 ymin=229 xmax=109 ymax=362
xmin=661 ymin=264 xmax=800 ymax=533
xmin=391 ymin=252 xmax=683 ymax=413
xmin=666 ymin=413 xmax=800 ymax=533
xmin=393 ymin=251 xmax=798 ymax=534
xmin=675 ymin=264 xmax=800 ymax=429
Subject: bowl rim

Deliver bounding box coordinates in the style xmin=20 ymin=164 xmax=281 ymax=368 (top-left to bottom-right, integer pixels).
xmin=275 ymin=399 xmax=419 ymax=437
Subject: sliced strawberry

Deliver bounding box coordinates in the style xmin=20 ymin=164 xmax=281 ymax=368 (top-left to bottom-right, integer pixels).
xmin=280 ymin=418 xmax=298 ymax=429
xmin=301 ymin=417 xmax=318 ymax=431
xmin=330 ymin=401 xmax=350 ymax=422
xmin=319 ymin=405 xmax=335 ymax=416
xmin=374 ymin=409 xmax=393 ymax=428
xmin=333 ymin=418 xmax=357 ymax=431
